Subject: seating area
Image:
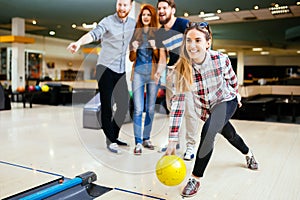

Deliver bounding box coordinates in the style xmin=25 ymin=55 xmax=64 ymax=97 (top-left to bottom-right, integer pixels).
xmin=234 ymin=85 xmax=300 ymax=123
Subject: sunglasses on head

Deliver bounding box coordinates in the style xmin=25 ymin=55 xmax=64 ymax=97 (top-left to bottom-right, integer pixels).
xmin=187 ymin=21 xmax=210 ymax=33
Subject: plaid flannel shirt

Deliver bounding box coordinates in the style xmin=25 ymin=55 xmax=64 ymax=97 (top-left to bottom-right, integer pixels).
xmin=169 ymin=50 xmax=238 ymax=141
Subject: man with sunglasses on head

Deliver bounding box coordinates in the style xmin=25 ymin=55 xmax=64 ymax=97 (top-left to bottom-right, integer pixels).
xmin=164 ymin=21 xmax=258 ymax=197
xmin=154 ymin=0 xmax=200 ymax=161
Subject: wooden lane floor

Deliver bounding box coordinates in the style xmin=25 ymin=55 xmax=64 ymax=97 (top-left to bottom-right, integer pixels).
xmin=0 ymin=103 xmax=299 ymax=199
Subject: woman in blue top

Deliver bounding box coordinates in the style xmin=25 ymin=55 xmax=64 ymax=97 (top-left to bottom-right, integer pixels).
xmin=129 ymin=4 xmax=160 ymax=155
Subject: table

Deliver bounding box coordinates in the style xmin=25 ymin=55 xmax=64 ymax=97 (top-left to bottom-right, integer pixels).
xmin=275 ymin=98 xmax=300 ymax=123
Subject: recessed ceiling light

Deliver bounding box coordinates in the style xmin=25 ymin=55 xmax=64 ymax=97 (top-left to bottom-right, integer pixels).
xmin=297 ymin=50 xmax=300 ymax=54
xmin=49 ymin=31 xmax=55 ymax=36
xmin=32 ymin=20 xmax=37 ymax=25
xmin=184 ymin=12 xmax=189 ymax=17
xmin=235 ymin=7 xmax=240 ymax=12
xmin=71 ymin=24 xmax=77 ymax=28
xmin=254 ymin=5 xmax=259 ymax=10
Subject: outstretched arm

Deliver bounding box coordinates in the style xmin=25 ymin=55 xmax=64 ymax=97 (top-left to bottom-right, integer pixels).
xmin=67 ymin=33 xmax=94 ymax=54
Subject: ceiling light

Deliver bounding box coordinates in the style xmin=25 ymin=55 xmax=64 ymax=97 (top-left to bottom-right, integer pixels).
xmin=217 ymin=49 xmax=226 ymax=52
xmin=269 ymin=5 xmax=290 ymax=15
xmin=235 ymin=7 xmax=240 ymax=12
xmin=297 ymin=50 xmax=300 ymax=54
xmin=199 ymin=12 xmax=215 ymax=17
xmin=199 ymin=12 xmax=218 ymax=20
xmin=203 ymin=16 xmax=220 ymax=21
xmin=49 ymin=31 xmax=55 ymax=36
xmin=217 ymin=9 xmax=222 ymax=14
xmin=252 ymin=48 xmax=263 ymax=51
xmin=260 ymin=51 xmax=269 ymax=55
xmin=184 ymin=12 xmax=189 ymax=17
xmin=32 ymin=20 xmax=37 ymax=25
xmin=71 ymin=24 xmax=77 ymax=28
xmin=82 ymin=23 xmax=97 ymax=29
xmin=228 ymin=52 xmax=236 ymax=56
xmin=297 ymin=2 xmax=300 ymax=6
xmin=254 ymin=5 xmax=259 ymax=10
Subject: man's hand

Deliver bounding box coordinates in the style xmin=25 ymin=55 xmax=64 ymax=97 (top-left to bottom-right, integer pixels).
xmin=67 ymin=42 xmax=80 ymax=54
xmin=148 ymin=39 xmax=156 ymax=49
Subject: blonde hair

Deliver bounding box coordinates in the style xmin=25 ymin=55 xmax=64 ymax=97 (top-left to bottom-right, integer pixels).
xmin=175 ymin=25 xmax=212 ymax=92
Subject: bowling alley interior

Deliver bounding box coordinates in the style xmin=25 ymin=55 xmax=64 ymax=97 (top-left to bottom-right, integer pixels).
xmin=0 ymin=0 xmax=300 ymax=199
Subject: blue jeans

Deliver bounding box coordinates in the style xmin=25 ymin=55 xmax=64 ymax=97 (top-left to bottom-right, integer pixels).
xmin=132 ymin=72 xmax=160 ymax=144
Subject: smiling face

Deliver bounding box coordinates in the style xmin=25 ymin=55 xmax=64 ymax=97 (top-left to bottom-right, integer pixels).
xmin=157 ymin=1 xmax=173 ymax=25
xmin=185 ymin=28 xmax=211 ymax=63
xmin=116 ymin=0 xmax=132 ymax=20
xmin=141 ymin=9 xmax=151 ymax=26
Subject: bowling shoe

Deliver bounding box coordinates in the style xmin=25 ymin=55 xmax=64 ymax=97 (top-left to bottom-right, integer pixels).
xmin=107 ymin=143 xmax=122 ymax=154
xmin=246 ymin=154 xmax=258 ymax=170
xmin=181 ymin=178 xmax=200 ymax=197
xmin=134 ymin=143 xmax=143 ymax=155
xmin=183 ymin=146 xmax=195 ymax=161
xmin=142 ymin=140 xmax=155 ymax=150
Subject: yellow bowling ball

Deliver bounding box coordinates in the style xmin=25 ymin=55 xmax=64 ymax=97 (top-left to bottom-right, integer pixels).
xmin=156 ymin=155 xmax=186 ymax=186
xmin=41 ymin=85 xmax=50 ymax=92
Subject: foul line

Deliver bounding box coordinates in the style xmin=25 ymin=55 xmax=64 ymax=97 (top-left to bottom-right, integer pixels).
xmin=114 ymin=187 xmax=166 ymax=200
xmin=0 ymin=160 xmax=63 ymax=177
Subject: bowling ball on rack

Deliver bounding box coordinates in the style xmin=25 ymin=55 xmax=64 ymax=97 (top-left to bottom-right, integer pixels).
xmin=28 ymin=85 xmax=35 ymax=92
xmin=41 ymin=85 xmax=50 ymax=92
xmin=35 ymin=85 xmax=41 ymax=91
xmin=16 ymin=86 xmax=25 ymax=93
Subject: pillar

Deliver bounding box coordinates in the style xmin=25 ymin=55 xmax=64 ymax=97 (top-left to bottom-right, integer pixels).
xmin=237 ymin=51 xmax=244 ymax=86
xmin=11 ymin=17 xmax=26 ymax=91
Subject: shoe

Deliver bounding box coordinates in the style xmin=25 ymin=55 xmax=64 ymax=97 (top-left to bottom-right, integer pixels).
xmin=181 ymin=178 xmax=200 ymax=197
xmin=142 ymin=140 xmax=155 ymax=150
xmin=246 ymin=153 xmax=258 ymax=170
xmin=184 ymin=146 xmax=195 ymax=161
xmin=134 ymin=143 xmax=142 ymax=155
xmin=159 ymin=143 xmax=180 ymax=152
xmin=107 ymin=143 xmax=121 ymax=154
xmin=116 ymin=139 xmax=128 ymax=146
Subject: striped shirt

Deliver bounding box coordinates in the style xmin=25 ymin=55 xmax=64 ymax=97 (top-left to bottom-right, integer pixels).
xmin=169 ymin=50 xmax=238 ymax=141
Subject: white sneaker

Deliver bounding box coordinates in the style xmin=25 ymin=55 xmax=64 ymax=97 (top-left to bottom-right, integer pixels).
xmin=107 ymin=143 xmax=121 ymax=154
xmin=184 ymin=146 xmax=195 ymax=161
xmin=134 ymin=143 xmax=143 ymax=155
